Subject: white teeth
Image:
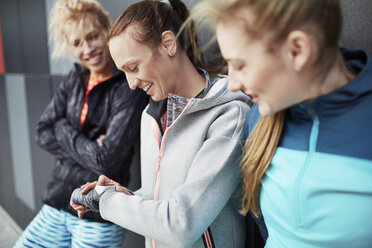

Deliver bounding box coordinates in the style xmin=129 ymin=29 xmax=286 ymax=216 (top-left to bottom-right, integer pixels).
xmin=87 ymin=53 xmax=102 ymax=64
xmin=88 ymin=54 xmax=101 ymax=65
xmin=143 ymin=83 xmax=153 ymax=92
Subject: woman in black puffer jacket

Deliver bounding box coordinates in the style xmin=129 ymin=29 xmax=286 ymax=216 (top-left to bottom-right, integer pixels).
xmin=14 ymin=0 xmax=148 ymax=247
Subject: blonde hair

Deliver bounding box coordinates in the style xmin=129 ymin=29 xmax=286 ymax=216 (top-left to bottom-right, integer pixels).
xmin=49 ymin=0 xmax=110 ymax=59
xmin=192 ymin=0 xmax=342 ymax=52
xmin=191 ymin=0 xmax=343 ymax=217
xmin=241 ymin=111 xmax=285 ymax=216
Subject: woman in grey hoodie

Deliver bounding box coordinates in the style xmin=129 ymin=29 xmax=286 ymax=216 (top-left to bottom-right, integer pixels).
xmin=71 ymin=1 xmax=250 ymax=247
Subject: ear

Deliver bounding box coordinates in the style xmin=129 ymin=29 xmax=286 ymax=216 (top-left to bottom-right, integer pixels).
xmin=285 ymin=30 xmax=312 ymax=72
xmin=161 ymin=30 xmax=177 ymax=57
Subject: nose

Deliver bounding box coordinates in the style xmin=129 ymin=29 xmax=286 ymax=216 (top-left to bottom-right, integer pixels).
xmin=227 ymin=71 xmax=242 ymax=92
xmin=126 ymin=76 xmax=140 ymax=91
xmin=82 ymin=40 xmax=94 ymax=55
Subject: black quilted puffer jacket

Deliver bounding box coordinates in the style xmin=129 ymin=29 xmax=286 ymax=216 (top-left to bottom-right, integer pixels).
xmin=36 ymin=63 xmax=149 ymax=222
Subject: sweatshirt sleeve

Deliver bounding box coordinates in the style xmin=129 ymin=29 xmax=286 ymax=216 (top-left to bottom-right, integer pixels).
xmin=99 ymin=101 xmax=249 ymax=247
xmin=35 ymin=71 xmax=75 ymax=161
xmin=53 ymin=83 xmax=148 ymax=177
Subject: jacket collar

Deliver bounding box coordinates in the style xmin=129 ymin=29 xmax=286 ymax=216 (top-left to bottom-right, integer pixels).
xmin=146 ymin=68 xmax=213 ymax=132
xmin=73 ymin=63 xmax=125 ymax=88
xmin=290 ymin=48 xmax=372 ymax=120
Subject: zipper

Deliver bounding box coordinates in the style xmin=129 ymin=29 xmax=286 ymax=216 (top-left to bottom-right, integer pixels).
xmin=202 ymin=228 xmax=215 ymax=248
xmin=80 ymin=76 xmax=107 ymax=129
xmin=293 ymin=107 xmax=319 ymax=229
xmin=150 ymin=100 xmax=193 ymax=248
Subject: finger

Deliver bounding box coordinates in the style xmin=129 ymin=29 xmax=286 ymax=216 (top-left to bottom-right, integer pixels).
xmin=70 ymin=201 xmax=79 ymax=208
xmin=81 ymin=185 xmax=93 ymax=194
xmin=77 ymin=208 xmax=90 ymax=218
xmin=97 ymin=175 xmax=111 ymax=185
xmin=115 ymin=186 xmax=133 ymax=195
xmin=75 ymin=205 xmax=88 ymax=211
xmin=78 ymin=210 xmax=84 ymax=219
xmin=109 ymin=179 xmax=120 ymax=185
xmin=115 ymin=186 xmax=126 ymax=193
xmin=80 ymin=181 xmax=91 ymax=189
xmin=81 ymin=182 xmax=97 ymax=194
xmin=70 ymin=201 xmax=87 ymax=211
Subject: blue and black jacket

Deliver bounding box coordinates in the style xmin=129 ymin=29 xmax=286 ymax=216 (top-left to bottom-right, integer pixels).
xmin=245 ymin=48 xmax=372 ymax=247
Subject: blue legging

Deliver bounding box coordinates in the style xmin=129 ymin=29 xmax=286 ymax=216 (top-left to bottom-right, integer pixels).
xmin=14 ymin=204 xmax=126 ymax=248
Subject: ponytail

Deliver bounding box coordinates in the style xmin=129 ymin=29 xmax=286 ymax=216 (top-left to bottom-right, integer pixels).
xmin=240 ymin=110 xmax=285 ymax=217
xmin=169 ymin=0 xmax=204 ymax=69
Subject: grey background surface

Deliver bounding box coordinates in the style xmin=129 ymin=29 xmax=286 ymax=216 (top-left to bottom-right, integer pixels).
xmin=0 ymin=0 xmax=371 ymax=247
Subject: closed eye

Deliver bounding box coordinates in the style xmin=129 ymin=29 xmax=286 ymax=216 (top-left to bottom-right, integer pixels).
xmin=129 ymin=66 xmax=138 ymax=72
xmin=229 ymin=61 xmax=244 ymax=72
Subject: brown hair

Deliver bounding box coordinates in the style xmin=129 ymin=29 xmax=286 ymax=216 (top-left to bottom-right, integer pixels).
xmin=108 ymin=0 xmax=204 ymax=69
xmin=49 ymin=0 xmax=110 ymax=59
xmin=191 ymin=0 xmax=343 ymax=217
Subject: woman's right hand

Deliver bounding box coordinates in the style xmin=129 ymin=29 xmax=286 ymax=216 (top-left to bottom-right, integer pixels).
xmin=71 ymin=175 xmax=132 ymax=218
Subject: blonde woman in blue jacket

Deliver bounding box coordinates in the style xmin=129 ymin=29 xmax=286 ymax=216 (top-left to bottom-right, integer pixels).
xmin=191 ymin=0 xmax=372 ymax=247
xmin=71 ymin=0 xmax=250 ymax=247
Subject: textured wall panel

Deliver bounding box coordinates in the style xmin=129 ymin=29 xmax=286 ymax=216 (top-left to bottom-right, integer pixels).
xmin=5 ymin=74 xmax=36 ymax=211
xmin=0 ymin=20 xmax=5 ymax=74
xmin=100 ymin=0 xmax=139 ymax=20
xmin=0 ymin=0 xmax=24 ymax=73
xmin=0 ymin=77 xmax=17 ymax=219
xmin=18 ymin=0 xmax=49 ymax=73
xmin=25 ymin=75 xmax=55 ymax=211
xmin=340 ymin=0 xmax=372 ymax=53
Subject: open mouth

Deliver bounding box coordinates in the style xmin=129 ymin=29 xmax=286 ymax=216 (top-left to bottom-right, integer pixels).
xmin=143 ymin=83 xmax=153 ymax=92
xmin=87 ymin=52 xmax=103 ymax=66
xmin=251 ymin=95 xmax=259 ymax=103
xmin=246 ymin=92 xmax=259 ymax=103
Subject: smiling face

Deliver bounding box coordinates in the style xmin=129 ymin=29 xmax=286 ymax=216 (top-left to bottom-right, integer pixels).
xmin=108 ymin=27 xmax=176 ymax=101
xmin=216 ymin=13 xmax=311 ymax=116
xmin=67 ymin=18 xmax=112 ymax=79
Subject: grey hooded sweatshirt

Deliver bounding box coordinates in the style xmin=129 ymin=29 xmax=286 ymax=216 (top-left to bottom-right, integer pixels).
xmin=100 ymin=73 xmax=250 ymax=248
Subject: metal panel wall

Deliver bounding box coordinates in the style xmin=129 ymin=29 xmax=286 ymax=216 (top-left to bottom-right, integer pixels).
xmin=5 ymin=74 xmax=36 ymax=211
xmin=340 ymin=0 xmax=372 ymax=54
xmin=0 ymin=0 xmax=24 ymax=73
xmin=25 ymin=75 xmax=55 ymax=211
xmin=1 ymin=1 xmax=372 ymax=248
xmin=18 ymin=0 xmax=49 ymax=73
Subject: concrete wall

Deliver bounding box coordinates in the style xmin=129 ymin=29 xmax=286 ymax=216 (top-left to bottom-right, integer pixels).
xmin=0 ymin=0 xmax=371 ymax=247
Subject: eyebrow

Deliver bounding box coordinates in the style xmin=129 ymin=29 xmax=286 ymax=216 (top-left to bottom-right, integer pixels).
xmin=224 ymin=58 xmax=243 ymax=64
xmin=70 ymin=30 xmax=97 ymax=44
